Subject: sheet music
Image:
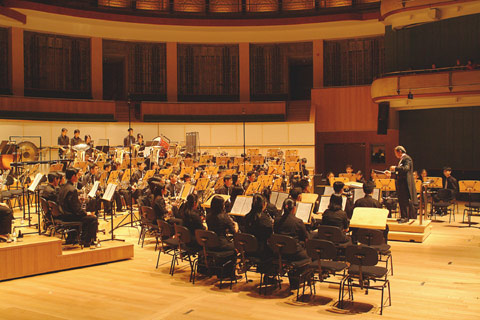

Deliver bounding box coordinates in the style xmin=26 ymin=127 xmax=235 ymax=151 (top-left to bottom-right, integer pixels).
xmin=271 ymin=191 xmax=279 ymax=205
xmin=88 ymin=181 xmax=100 ymax=198
xmin=296 ymin=202 xmax=313 ymax=223
xmin=354 ymin=188 xmax=380 ymax=202
xmin=102 ymin=183 xmax=117 ymax=201
xmin=323 ymin=186 xmax=334 ymax=196
xmin=318 ymin=195 xmax=347 ymax=213
xmin=28 ymin=173 xmax=44 ymax=192
xmin=275 ymin=192 xmax=289 ymax=210
xmin=230 ymin=196 xmax=253 ymax=216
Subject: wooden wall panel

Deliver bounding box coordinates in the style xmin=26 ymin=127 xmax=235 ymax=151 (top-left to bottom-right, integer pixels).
xmin=315 ymin=130 xmax=399 ymax=175
xmin=0 ymin=96 xmax=115 ymax=115
xmin=312 ymin=85 xmax=378 ymax=132
xmin=142 ymin=101 xmax=286 ymax=120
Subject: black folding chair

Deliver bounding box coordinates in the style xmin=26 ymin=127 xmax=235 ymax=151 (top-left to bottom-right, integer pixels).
xmin=138 ymin=206 xmax=159 ymax=249
xmin=193 ymin=229 xmax=237 ymax=289
xmin=268 ymin=234 xmax=312 ymax=299
xmin=357 ymin=228 xmax=393 ymax=277
xmin=155 ymin=219 xmax=178 ymax=269
xmin=306 ymin=239 xmax=347 ymax=295
xmin=233 ymin=232 xmax=260 ymax=284
xmin=47 ymin=200 xmax=83 ymax=248
xmin=339 ymin=245 xmax=391 ymax=315
xmin=170 ymin=224 xmax=198 ymax=281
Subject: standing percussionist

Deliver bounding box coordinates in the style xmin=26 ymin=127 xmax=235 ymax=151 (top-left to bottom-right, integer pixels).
xmin=124 ymin=128 xmax=135 ymax=147
xmin=58 ymin=128 xmax=69 ymax=159
xmin=389 ymin=146 xmax=417 ymax=223
xmin=70 ymin=129 xmax=82 ymax=146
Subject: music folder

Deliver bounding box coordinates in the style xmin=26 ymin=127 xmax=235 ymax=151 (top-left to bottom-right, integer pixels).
xmin=271 ymin=191 xmax=289 ymax=210
xmin=317 ymin=195 xmax=347 ymax=214
xmin=230 ymin=196 xmax=253 ymax=216
xmin=28 ymin=173 xmax=44 ymax=192
xmin=102 ymin=183 xmax=117 ymax=201
xmin=296 ymin=202 xmax=313 ymax=224
xmin=88 ymin=181 xmax=100 ymax=198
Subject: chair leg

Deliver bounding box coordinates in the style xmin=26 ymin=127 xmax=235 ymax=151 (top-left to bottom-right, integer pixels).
xmin=170 ymin=253 xmax=177 ymax=276
xmin=156 ymin=249 xmax=162 ymax=269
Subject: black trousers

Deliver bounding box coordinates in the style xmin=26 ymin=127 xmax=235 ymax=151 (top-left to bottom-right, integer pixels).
xmin=0 ymin=205 xmax=13 ymax=234
xmin=61 ymin=214 xmax=98 ymax=244
xmin=397 ymin=184 xmax=416 ymax=219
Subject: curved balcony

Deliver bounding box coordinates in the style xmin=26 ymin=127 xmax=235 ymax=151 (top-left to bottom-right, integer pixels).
xmin=371 ymin=68 xmax=480 ymax=109
xmin=380 ymin=0 xmax=480 ymax=28
xmin=4 ymin=0 xmax=380 ymax=21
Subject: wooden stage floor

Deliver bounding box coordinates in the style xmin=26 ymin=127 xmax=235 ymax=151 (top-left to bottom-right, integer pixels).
xmin=0 ymin=204 xmax=479 ymax=319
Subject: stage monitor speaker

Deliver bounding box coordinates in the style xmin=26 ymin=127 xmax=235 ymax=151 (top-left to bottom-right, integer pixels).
xmin=377 ymin=102 xmax=389 ymax=135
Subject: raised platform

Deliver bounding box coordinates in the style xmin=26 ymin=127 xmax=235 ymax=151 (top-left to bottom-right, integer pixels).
xmin=387 ymin=218 xmax=432 ymax=243
xmin=0 ymin=236 xmax=134 ymax=281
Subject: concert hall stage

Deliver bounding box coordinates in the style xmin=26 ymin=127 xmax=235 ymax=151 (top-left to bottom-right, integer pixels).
xmin=388 ymin=219 xmax=433 ymax=243
xmin=0 ymin=236 xmax=134 ymax=281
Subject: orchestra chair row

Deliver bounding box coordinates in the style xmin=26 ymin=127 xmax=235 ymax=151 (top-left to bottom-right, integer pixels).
xmin=430 ymin=189 xmax=456 ymax=223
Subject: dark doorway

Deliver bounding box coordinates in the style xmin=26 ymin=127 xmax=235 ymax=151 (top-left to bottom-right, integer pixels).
xmin=289 ymin=59 xmax=313 ymax=100
xmin=103 ymin=57 xmax=125 ymax=100
xmin=324 ymin=143 xmax=366 ymax=175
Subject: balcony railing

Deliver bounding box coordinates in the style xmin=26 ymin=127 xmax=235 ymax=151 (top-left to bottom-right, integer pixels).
xmin=27 ymin=0 xmax=380 ymax=18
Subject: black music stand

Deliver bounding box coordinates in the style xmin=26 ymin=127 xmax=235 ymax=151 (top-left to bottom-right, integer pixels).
xmin=100 ymin=183 xmax=124 ymax=242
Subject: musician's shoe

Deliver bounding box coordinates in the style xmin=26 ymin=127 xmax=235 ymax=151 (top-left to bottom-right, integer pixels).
xmin=398 ymin=218 xmax=409 ymax=224
xmin=117 ymin=208 xmax=125 ymax=213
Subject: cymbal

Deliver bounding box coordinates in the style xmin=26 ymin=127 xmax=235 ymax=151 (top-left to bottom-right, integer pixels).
xmin=72 ymin=143 xmax=91 ymax=152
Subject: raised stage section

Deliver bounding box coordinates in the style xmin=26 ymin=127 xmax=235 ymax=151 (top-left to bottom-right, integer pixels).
xmin=387 ymin=219 xmax=432 ymax=243
xmin=0 ymin=236 xmax=134 ymax=281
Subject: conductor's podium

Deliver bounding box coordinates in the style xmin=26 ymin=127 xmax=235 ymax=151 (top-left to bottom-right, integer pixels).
xmin=0 ymin=236 xmax=134 ymax=281
xmin=387 ymin=219 xmax=432 ymax=242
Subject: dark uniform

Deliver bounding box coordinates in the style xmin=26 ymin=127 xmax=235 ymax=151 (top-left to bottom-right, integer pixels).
xmin=0 ymin=204 xmax=13 ymax=236
xmin=217 ymin=185 xmax=232 ymax=196
xmin=40 ymin=184 xmax=58 ymax=202
xmin=182 ymin=208 xmax=205 ymax=250
xmin=58 ymin=135 xmax=69 ymax=158
xmin=153 ymin=195 xmax=168 ymax=222
xmin=274 ymin=214 xmax=311 ymax=289
xmin=393 ymin=154 xmax=418 ymax=220
xmin=320 ymin=208 xmax=350 ymax=243
xmin=57 ymin=181 xmax=98 ymax=245
xmin=354 ymin=194 xmax=382 ymax=208
xmin=206 ymin=212 xmax=236 ymax=251
xmin=70 ymin=136 xmax=83 ymax=146
xmin=123 ymin=135 xmax=135 ymax=147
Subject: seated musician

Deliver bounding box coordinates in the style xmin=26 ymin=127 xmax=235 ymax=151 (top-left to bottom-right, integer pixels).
xmin=166 ymin=174 xmax=182 ymax=198
xmin=245 ymin=194 xmax=273 ymax=259
xmin=70 ymin=129 xmax=82 ymax=146
xmin=353 ymin=181 xmax=389 ymax=243
xmin=206 ymin=195 xmax=237 ymax=251
xmin=179 ymin=193 xmax=205 ymax=250
xmin=243 ymin=171 xmax=256 ymax=190
xmin=40 ymin=172 xmax=60 ymax=202
xmin=58 ymin=168 xmax=98 ymax=246
xmin=289 ymin=187 xmax=302 ymax=204
xmin=274 ymin=199 xmax=311 ymax=290
xmin=217 ymin=175 xmax=233 ymax=196
xmin=319 ymin=195 xmax=350 ymax=243
xmin=82 ymin=164 xmax=101 ymax=215
xmin=0 ymin=200 xmax=14 ymax=242
xmin=355 ymin=170 xmax=366 ymax=184
xmin=40 ymin=172 xmax=61 ymax=229
xmin=84 ymin=135 xmax=94 ymax=160
xmin=333 ymin=181 xmax=355 ymax=219
xmin=151 ymin=182 xmax=170 ymax=223
xmin=262 ymin=188 xmax=279 ymax=219
xmin=300 ymin=158 xmax=309 ymax=177
xmin=355 ymin=181 xmax=382 ymax=208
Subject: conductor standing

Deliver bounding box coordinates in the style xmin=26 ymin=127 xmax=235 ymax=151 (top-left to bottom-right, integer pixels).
xmin=390 ymin=146 xmax=417 ymax=223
